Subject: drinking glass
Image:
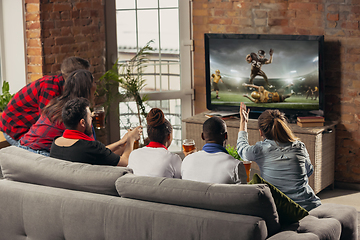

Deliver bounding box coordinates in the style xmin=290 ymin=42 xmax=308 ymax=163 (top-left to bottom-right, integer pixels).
xmin=243 ymin=160 xmax=252 ymax=182
xmin=182 ymin=139 xmax=195 ymax=153
xmin=93 ymin=106 xmax=105 ymax=129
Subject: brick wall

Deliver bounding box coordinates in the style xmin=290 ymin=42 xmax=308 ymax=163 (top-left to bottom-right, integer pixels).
xmin=25 ymin=0 xmax=106 ymax=83
xmin=193 ymin=0 xmax=360 ymax=184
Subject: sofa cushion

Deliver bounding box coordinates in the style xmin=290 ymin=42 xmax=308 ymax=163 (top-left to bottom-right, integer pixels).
xmin=309 ymin=203 xmax=358 ymax=240
xmin=115 ymin=173 xmax=281 ymax=237
xmin=0 ymin=146 xmax=132 ymax=196
xmin=249 ymin=173 xmax=309 ymax=225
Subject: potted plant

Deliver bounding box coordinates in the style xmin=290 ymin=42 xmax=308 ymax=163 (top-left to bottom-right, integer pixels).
xmin=98 ymin=40 xmax=154 ymax=143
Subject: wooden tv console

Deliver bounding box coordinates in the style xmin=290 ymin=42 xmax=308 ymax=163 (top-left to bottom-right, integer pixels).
xmin=182 ymin=112 xmax=337 ymax=194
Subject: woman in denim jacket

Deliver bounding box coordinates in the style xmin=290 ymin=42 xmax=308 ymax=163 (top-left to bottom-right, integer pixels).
xmin=236 ymin=102 xmax=321 ymax=211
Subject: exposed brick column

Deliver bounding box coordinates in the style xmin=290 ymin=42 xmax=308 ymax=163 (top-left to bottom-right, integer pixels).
xmin=24 ymin=0 xmax=106 ymax=82
xmin=25 ymin=0 xmax=44 ymax=83
xmin=40 ymin=0 xmax=106 ymax=80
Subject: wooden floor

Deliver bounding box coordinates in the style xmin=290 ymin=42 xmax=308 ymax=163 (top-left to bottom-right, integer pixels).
xmin=317 ymin=187 xmax=360 ymax=211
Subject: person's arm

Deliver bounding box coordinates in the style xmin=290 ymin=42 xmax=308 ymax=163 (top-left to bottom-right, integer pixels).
xmin=265 ymin=49 xmax=273 ymax=64
xmin=242 ymin=83 xmax=259 ymax=89
xmin=239 ymin=102 xmax=249 ymax=132
xmin=106 ymin=131 xmax=128 ymax=153
xmin=39 ymin=76 xmax=62 ymax=110
xmin=236 ymin=102 xmax=260 ymax=161
xmin=236 ymin=131 xmax=261 ymax=163
xmin=303 ymin=144 xmax=314 ymax=177
xmin=234 ymin=162 xmax=248 ymax=184
xmin=243 ymin=94 xmax=256 ymax=103
xmin=116 ymin=126 xmax=142 ymax=167
xmin=107 ymin=126 xmax=142 ymax=158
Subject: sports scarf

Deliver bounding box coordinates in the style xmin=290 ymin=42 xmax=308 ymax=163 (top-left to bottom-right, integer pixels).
xmin=63 ymin=129 xmax=93 ymax=141
xmin=202 ymin=143 xmax=228 ymax=154
xmin=146 ymin=141 xmax=168 ymax=150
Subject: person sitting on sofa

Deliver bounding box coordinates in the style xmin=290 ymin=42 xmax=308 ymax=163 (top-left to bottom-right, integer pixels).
xmin=181 ymin=116 xmax=247 ymax=184
xmin=0 ymin=57 xmax=90 ymax=146
xmin=18 ymin=69 xmax=97 ymax=156
xmin=50 ymin=97 xmax=142 ymax=166
xmin=127 ymin=108 xmax=182 ymax=178
xmin=237 ymin=102 xmax=321 ymax=211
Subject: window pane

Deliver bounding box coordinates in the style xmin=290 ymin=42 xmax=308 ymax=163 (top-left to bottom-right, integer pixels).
xmin=119 ymin=99 xmax=182 ymax=151
xmin=137 ymin=0 xmax=158 ymax=9
xmin=159 ymin=0 xmax=178 ymax=8
xmin=116 ymin=0 xmax=135 ymax=9
xmin=142 ymin=61 xmax=157 ymax=92
xmin=116 ymin=10 xmax=136 ymax=60
xmin=137 ymin=10 xmax=159 ymax=49
xmin=160 ymin=9 xmax=179 ymax=52
xmin=159 ymin=61 xmax=180 ymax=91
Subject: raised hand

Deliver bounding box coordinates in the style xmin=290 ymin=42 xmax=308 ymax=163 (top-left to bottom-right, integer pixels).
xmin=269 ymin=49 xmax=274 ymax=56
xmin=129 ymin=126 xmax=143 ymax=141
xmin=240 ymin=102 xmax=250 ymax=123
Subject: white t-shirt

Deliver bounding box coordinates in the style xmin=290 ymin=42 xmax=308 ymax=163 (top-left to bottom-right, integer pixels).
xmin=128 ymin=147 xmax=182 ymax=178
xmin=181 ymin=150 xmax=247 ymax=184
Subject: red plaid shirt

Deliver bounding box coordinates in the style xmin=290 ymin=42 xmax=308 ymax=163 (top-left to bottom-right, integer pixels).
xmin=0 ymin=74 xmax=64 ymax=140
xmin=20 ymin=114 xmax=95 ymax=152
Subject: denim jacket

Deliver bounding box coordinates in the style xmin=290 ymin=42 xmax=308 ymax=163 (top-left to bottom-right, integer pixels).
xmin=237 ymin=131 xmax=321 ymax=211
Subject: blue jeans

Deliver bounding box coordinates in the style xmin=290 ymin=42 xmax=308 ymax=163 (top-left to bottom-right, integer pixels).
xmin=3 ymin=133 xmax=20 ymax=146
xmin=4 ymin=133 xmax=50 ymax=156
xmin=18 ymin=144 xmax=50 ymax=157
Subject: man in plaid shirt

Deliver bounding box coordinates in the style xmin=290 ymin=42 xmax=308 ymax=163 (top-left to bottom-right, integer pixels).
xmin=0 ymin=57 xmax=90 ymax=145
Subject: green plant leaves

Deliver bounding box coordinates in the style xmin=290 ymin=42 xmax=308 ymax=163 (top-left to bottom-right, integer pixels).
xmin=0 ymin=81 xmax=14 ymax=112
xmin=226 ymin=144 xmax=242 ymax=161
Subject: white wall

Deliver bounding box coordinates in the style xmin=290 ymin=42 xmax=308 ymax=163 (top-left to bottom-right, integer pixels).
xmin=0 ymin=0 xmax=27 ymax=94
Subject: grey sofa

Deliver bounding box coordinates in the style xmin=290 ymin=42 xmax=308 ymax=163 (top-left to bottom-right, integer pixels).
xmin=0 ymin=146 xmax=358 ymax=240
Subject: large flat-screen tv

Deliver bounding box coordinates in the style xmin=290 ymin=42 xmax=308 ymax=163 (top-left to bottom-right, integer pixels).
xmin=205 ymin=33 xmax=325 ymax=120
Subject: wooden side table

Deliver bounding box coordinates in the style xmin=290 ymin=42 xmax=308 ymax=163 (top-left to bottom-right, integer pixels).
xmin=183 ymin=112 xmax=337 ymax=194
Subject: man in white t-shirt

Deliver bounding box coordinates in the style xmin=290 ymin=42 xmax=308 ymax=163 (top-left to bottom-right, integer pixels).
xmin=181 ymin=116 xmax=247 ymax=184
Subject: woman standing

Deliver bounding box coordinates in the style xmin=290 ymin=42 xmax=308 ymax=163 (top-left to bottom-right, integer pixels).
xmin=127 ymin=108 xmax=182 ymax=178
xmin=237 ymin=102 xmax=321 ymax=211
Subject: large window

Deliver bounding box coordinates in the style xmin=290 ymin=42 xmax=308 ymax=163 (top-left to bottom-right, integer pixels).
xmin=114 ymin=0 xmax=193 ymax=151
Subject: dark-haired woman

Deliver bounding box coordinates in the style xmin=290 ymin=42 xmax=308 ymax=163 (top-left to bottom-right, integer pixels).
xmin=19 ymin=69 xmax=96 ymax=156
xmin=236 ymin=102 xmax=321 ymax=211
xmin=127 ymin=108 xmax=182 ymax=178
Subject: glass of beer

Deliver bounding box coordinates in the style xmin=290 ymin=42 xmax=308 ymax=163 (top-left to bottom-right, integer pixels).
xmin=243 ymin=160 xmax=252 ymax=182
xmin=93 ymin=106 xmax=105 ymax=129
xmin=182 ymin=139 xmax=195 ymax=153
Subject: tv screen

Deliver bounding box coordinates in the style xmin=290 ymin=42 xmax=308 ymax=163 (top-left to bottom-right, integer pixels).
xmin=205 ymin=34 xmax=325 ymax=120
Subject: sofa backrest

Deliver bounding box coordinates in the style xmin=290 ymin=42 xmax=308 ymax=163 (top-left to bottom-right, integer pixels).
xmin=115 ymin=174 xmax=281 ymax=236
xmin=0 ymin=179 xmax=269 ymax=240
xmin=0 ymin=146 xmax=132 ymax=196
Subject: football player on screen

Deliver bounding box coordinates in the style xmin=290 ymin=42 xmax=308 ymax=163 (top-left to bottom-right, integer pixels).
xmin=242 ymin=83 xmax=294 ymax=103
xmin=246 ymin=49 xmax=274 ymax=89
xmin=211 ymin=69 xmax=224 ymax=99
xmin=313 ymin=86 xmax=319 ymax=100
